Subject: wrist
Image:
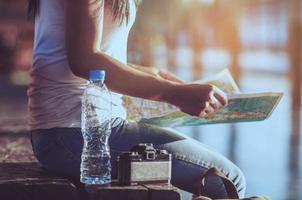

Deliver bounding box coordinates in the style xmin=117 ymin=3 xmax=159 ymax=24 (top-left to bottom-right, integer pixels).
xmin=160 ymin=81 xmax=181 ymax=104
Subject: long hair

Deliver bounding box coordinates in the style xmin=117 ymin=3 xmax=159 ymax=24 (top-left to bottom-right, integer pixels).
xmin=27 ymin=0 xmax=141 ymax=23
xmin=27 ymin=0 xmax=39 ymax=19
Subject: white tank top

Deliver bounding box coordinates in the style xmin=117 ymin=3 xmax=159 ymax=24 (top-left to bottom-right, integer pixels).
xmin=27 ymin=0 xmax=137 ymax=130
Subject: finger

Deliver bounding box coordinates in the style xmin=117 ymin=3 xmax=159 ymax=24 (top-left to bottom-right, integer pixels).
xmin=199 ymin=102 xmax=209 ymax=117
xmin=213 ymin=86 xmax=228 ymax=106
xmin=199 ymin=102 xmax=215 ymax=117
xmin=209 ymin=95 xmax=221 ymax=110
xmin=199 ymin=110 xmax=207 ymax=118
xmin=204 ymin=103 xmax=215 ymax=114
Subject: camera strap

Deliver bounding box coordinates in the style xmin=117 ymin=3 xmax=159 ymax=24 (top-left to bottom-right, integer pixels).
xmin=197 ymin=167 xmax=239 ymax=199
xmin=196 ymin=168 xmax=270 ymax=200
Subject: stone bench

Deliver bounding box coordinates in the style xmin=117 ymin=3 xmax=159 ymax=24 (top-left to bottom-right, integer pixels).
xmin=0 ymin=162 xmax=79 ymax=200
xmin=87 ymin=181 xmax=181 ymax=200
xmin=0 ymin=162 xmax=182 ymax=200
xmin=0 ymin=132 xmax=182 ymax=200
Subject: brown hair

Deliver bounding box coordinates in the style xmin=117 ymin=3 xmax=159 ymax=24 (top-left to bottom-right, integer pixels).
xmin=28 ymin=0 xmax=141 ymax=23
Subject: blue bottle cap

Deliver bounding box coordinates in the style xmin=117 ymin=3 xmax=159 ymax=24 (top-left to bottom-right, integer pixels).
xmin=89 ymin=70 xmax=106 ymax=82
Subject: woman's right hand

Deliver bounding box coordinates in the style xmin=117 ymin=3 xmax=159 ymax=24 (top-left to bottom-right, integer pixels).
xmin=166 ymin=84 xmax=228 ymax=117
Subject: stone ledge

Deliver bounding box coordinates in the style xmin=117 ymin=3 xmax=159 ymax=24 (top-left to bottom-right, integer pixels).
xmin=0 ymin=162 xmax=79 ymax=200
xmin=0 ymin=132 xmax=35 ymax=163
xmin=0 ymin=123 xmax=182 ymax=200
xmin=86 ymin=183 xmax=149 ymax=200
xmin=0 ymin=159 xmax=182 ymax=200
xmin=143 ymin=184 xmax=182 ymax=200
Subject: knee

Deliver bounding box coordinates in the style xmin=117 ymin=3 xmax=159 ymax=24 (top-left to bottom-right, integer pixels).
xmin=230 ymin=165 xmax=246 ymax=198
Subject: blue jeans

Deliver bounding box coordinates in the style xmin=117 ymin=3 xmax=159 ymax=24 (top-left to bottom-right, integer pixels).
xmin=30 ymin=118 xmax=246 ymax=199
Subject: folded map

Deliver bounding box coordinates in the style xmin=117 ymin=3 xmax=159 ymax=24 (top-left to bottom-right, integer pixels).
xmin=139 ymin=92 xmax=283 ymax=127
xmin=122 ymin=69 xmax=283 ymax=127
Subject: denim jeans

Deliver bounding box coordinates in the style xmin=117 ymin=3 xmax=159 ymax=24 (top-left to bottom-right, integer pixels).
xmin=30 ymin=118 xmax=246 ymax=199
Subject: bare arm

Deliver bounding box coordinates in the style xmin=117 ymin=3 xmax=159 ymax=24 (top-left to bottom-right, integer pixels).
xmin=64 ymin=0 xmax=176 ymax=102
xmin=64 ymin=0 xmax=227 ymax=116
xmin=128 ymin=63 xmax=185 ymax=84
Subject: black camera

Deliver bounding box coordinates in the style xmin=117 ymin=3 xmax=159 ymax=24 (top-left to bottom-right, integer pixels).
xmin=117 ymin=143 xmax=172 ymax=186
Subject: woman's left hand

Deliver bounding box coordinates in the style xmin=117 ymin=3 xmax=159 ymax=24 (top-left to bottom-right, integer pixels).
xmin=158 ymin=69 xmax=185 ymax=84
xmin=129 ymin=64 xmax=185 ymax=84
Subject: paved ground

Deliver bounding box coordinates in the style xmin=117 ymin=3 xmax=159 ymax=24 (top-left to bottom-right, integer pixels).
xmin=0 ymin=78 xmax=34 ymax=163
xmin=0 ymin=133 xmax=35 ymax=163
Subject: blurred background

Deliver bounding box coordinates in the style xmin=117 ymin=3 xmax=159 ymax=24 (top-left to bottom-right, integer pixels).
xmin=0 ymin=0 xmax=301 ymax=199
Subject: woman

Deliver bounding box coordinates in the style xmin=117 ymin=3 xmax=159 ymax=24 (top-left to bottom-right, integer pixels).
xmin=27 ymin=0 xmax=246 ymax=199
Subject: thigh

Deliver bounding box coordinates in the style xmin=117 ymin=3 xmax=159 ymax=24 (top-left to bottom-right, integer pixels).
xmin=30 ymin=118 xmax=125 ymax=177
xmin=31 ymin=127 xmax=83 ymax=176
xmin=110 ymin=122 xmax=246 ymax=198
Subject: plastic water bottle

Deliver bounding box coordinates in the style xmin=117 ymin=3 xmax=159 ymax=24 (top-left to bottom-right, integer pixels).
xmin=80 ymin=70 xmax=112 ymax=185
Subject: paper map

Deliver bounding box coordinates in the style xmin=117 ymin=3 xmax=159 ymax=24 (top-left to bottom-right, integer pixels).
xmin=122 ymin=69 xmax=283 ymax=127
xmin=139 ymin=93 xmax=283 ymax=127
